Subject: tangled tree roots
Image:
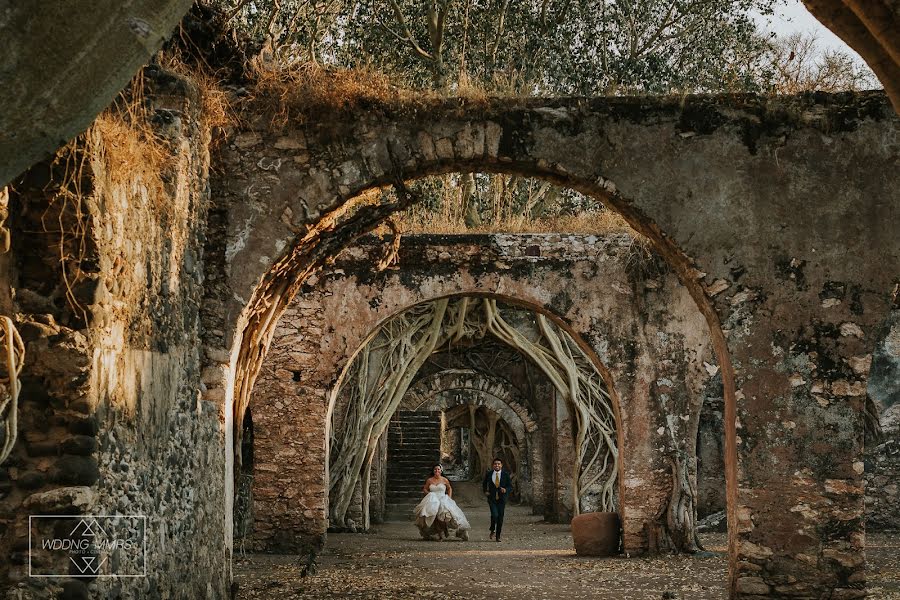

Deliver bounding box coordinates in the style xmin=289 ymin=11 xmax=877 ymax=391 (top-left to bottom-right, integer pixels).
xmin=0 ymin=317 xmax=25 ymax=464
xmin=327 ymin=297 xmax=619 ymax=529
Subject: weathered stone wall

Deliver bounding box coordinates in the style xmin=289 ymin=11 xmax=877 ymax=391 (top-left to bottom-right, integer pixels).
xmin=212 ymin=93 xmax=897 ymax=598
xmin=245 ymin=300 xmax=328 ymax=553
xmin=1 ymin=69 xmax=226 ymax=598
xmin=0 ymin=1 xmax=194 ymax=187
xmin=249 ymin=233 xmax=715 ymax=555
xmin=865 ymin=308 xmax=900 ymax=531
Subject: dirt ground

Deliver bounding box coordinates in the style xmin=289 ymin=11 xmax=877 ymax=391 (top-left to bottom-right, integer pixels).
xmin=235 ymin=484 xmax=900 ymax=600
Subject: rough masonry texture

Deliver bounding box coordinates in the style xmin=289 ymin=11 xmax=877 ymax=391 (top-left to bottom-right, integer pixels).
xmin=208 ymin=92 xmax=899 ymax=599
xmin=1 ymin=69 xmax=224 ymax=598
xmin=0 ymin=89 xmax=895 ymax=599
xmin=249 ymin=233 xmax=714 ymax=554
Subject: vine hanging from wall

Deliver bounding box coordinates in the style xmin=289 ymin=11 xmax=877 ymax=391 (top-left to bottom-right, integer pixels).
xmin=326 ymin=296 xmax=618 ymax=529
xmin=0 ymin=317 xmax=25 ymax=464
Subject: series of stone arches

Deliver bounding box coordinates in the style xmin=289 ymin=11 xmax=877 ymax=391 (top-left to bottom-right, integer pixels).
xmin=2 ymin=89 xmax=895 ymax=598
xmin=249 ymin=231 xmax=717 ymax=558
xmin=212 ymin=95 xmax=898 ymax=598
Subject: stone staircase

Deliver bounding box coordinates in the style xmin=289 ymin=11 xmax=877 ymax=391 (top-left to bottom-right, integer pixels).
xmin=385 ymin=411 xmax=441 ymax=519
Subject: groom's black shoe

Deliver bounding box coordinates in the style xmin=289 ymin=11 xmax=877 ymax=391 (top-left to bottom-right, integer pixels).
xmin=495 ymin=537 xmax=502 ymax=542
xmin=489 ymin=531 xmax=494 ymax=540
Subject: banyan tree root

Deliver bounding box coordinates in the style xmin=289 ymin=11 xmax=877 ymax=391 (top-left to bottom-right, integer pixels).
xmin=0 ymin=317 xmax=25 ymax=464
xmin=328 ymin=296 xmax=620 ymax=528
xmin=649 ymin=450 xmax=703 ymax=554
xmin=375 ymin=219 xmax=401 ymax=271
xmin=0 ymin=186 xmax=10 ymax=253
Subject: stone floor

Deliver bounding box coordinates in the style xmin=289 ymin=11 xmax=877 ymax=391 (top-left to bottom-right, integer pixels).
xmin=235 ymin=487 xmax=900 ymax=600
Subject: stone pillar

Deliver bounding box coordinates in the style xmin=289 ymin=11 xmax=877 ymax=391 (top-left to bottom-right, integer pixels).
xmin=552 ymin=390 xmax=575 ymax=522
xmin=250 ymin=380 xmax=327 ymax=552
xmin=728 ymin=289 xmax=873 ymax=598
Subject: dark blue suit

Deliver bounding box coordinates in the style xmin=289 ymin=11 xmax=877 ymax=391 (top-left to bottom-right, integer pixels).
xmin=483 ymin=469 xmax=512 ymax=538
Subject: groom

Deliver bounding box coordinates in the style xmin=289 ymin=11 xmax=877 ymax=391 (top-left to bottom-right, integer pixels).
xmin=482 ymin=458 xmax=512 ymax=542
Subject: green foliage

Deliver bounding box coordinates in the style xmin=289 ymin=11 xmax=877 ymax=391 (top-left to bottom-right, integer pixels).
xmin=211 ymin=1 xmax=876 ymax=232
xmin=216 ymin=0 xmax=779 ymax=94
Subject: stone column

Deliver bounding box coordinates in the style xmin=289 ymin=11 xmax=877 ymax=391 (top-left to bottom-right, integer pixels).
xmin=726 ymin=284 xmax=875 ymax=599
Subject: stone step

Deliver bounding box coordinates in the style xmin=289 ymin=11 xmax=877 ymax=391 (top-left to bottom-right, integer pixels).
xmin=387 ymin=453 xmax=441 ymax=460
xmin=386 ymin=412 xmax=441 ymax=503
xmin=388 ymin=441 xmax=440 ymax=447
xmin=387 ymin=440 xmax=441 ymax=446
xmin=389 ymin=468 xmax=437 ymax=473
xmin=393 ymin=411 xmax=440 ymax=418
xmin=387 ymin=481 xmax=433 ymax=489
xmin=385 ymin=504 xmax=416 ymax=517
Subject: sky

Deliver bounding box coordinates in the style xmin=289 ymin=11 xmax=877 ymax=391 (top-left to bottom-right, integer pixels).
xmin=757 ymin=0 xmax=864 ymax=60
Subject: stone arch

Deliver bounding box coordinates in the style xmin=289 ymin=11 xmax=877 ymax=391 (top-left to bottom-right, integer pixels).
xmin=404 ymin=369 xmax=539 ymax=436
xmin=250 ymin=236 xmax=717 ymax=556
xmin=323 ymin=293 xmax=624 ymax=526
xmin=404 ymin=370 xmax=538 ymax=501
xmin=211 ymin=96 xmax=899 ymax=598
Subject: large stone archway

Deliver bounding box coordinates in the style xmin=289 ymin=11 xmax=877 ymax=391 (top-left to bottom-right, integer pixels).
xmin=248 ymin=232 xmax=715 ymax=556
xmin=2 ymin=87 xmax=895 ymax=598
xmin=209 ymin=94 xmax=899 ymax=598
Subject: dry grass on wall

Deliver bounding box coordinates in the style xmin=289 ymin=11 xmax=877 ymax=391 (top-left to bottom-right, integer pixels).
xmin=241 ymin=62 xmax=433 ymax=127
xmin=393 ymin=206 xmax=637 ymax=236
xmin=39 ymin=70 xmax=183 ymax=321
xmin=153 ymin=58 xmax=645 ymax=238
xmin=88 ymin=74 xmax=177 ymax=216
xmin=157 ymin=52 xmax=236 ymax=135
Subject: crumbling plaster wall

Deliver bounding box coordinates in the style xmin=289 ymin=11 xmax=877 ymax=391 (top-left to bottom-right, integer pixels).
xmin=1 ymin=70 xmax=226 ymax=599
xmin=249 ymin=233 xmax=714 ymax=555
xmin=209 ymin=92 xmax=899 ymax=598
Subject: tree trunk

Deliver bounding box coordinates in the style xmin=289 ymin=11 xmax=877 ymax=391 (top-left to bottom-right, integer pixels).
xmin=650 ymin=450 xmax=702 ymax=554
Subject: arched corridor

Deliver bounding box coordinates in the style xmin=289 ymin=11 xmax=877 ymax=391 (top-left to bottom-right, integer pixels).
xmin=2 ymin=82 xmax=897 ymax=599
xmin=245 ymin=232 xmax=717 ymax=556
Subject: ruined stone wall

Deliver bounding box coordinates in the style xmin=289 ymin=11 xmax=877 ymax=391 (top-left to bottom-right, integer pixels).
xmin=865 ymin=309 xmax=900 ymax=531
xmin=214 ymin=93 xmax=898 ymax=597
xmin=245 ymin=300 xmax=328 ymax=552
xmin=250 ymin=233 xmax=715 ymax=554
xmin=1 ymin=69 xmax=226 ymax=598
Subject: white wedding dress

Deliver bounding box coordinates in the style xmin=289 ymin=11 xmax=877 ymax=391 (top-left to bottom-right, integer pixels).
xmin=413 ymin=483 xmax=471 ymax=540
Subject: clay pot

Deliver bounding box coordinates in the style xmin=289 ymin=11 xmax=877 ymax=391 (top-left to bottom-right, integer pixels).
xmin=571 ymin=512 xmax=620 ymax=557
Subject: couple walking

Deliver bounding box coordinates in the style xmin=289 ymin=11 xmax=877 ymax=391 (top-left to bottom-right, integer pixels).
xmin=413 ymin=458 xmax=512 ymax=542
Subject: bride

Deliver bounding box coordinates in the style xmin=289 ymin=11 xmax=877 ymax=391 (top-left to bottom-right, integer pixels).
xmin=413 ymin=465 xmax=471 ymax=541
